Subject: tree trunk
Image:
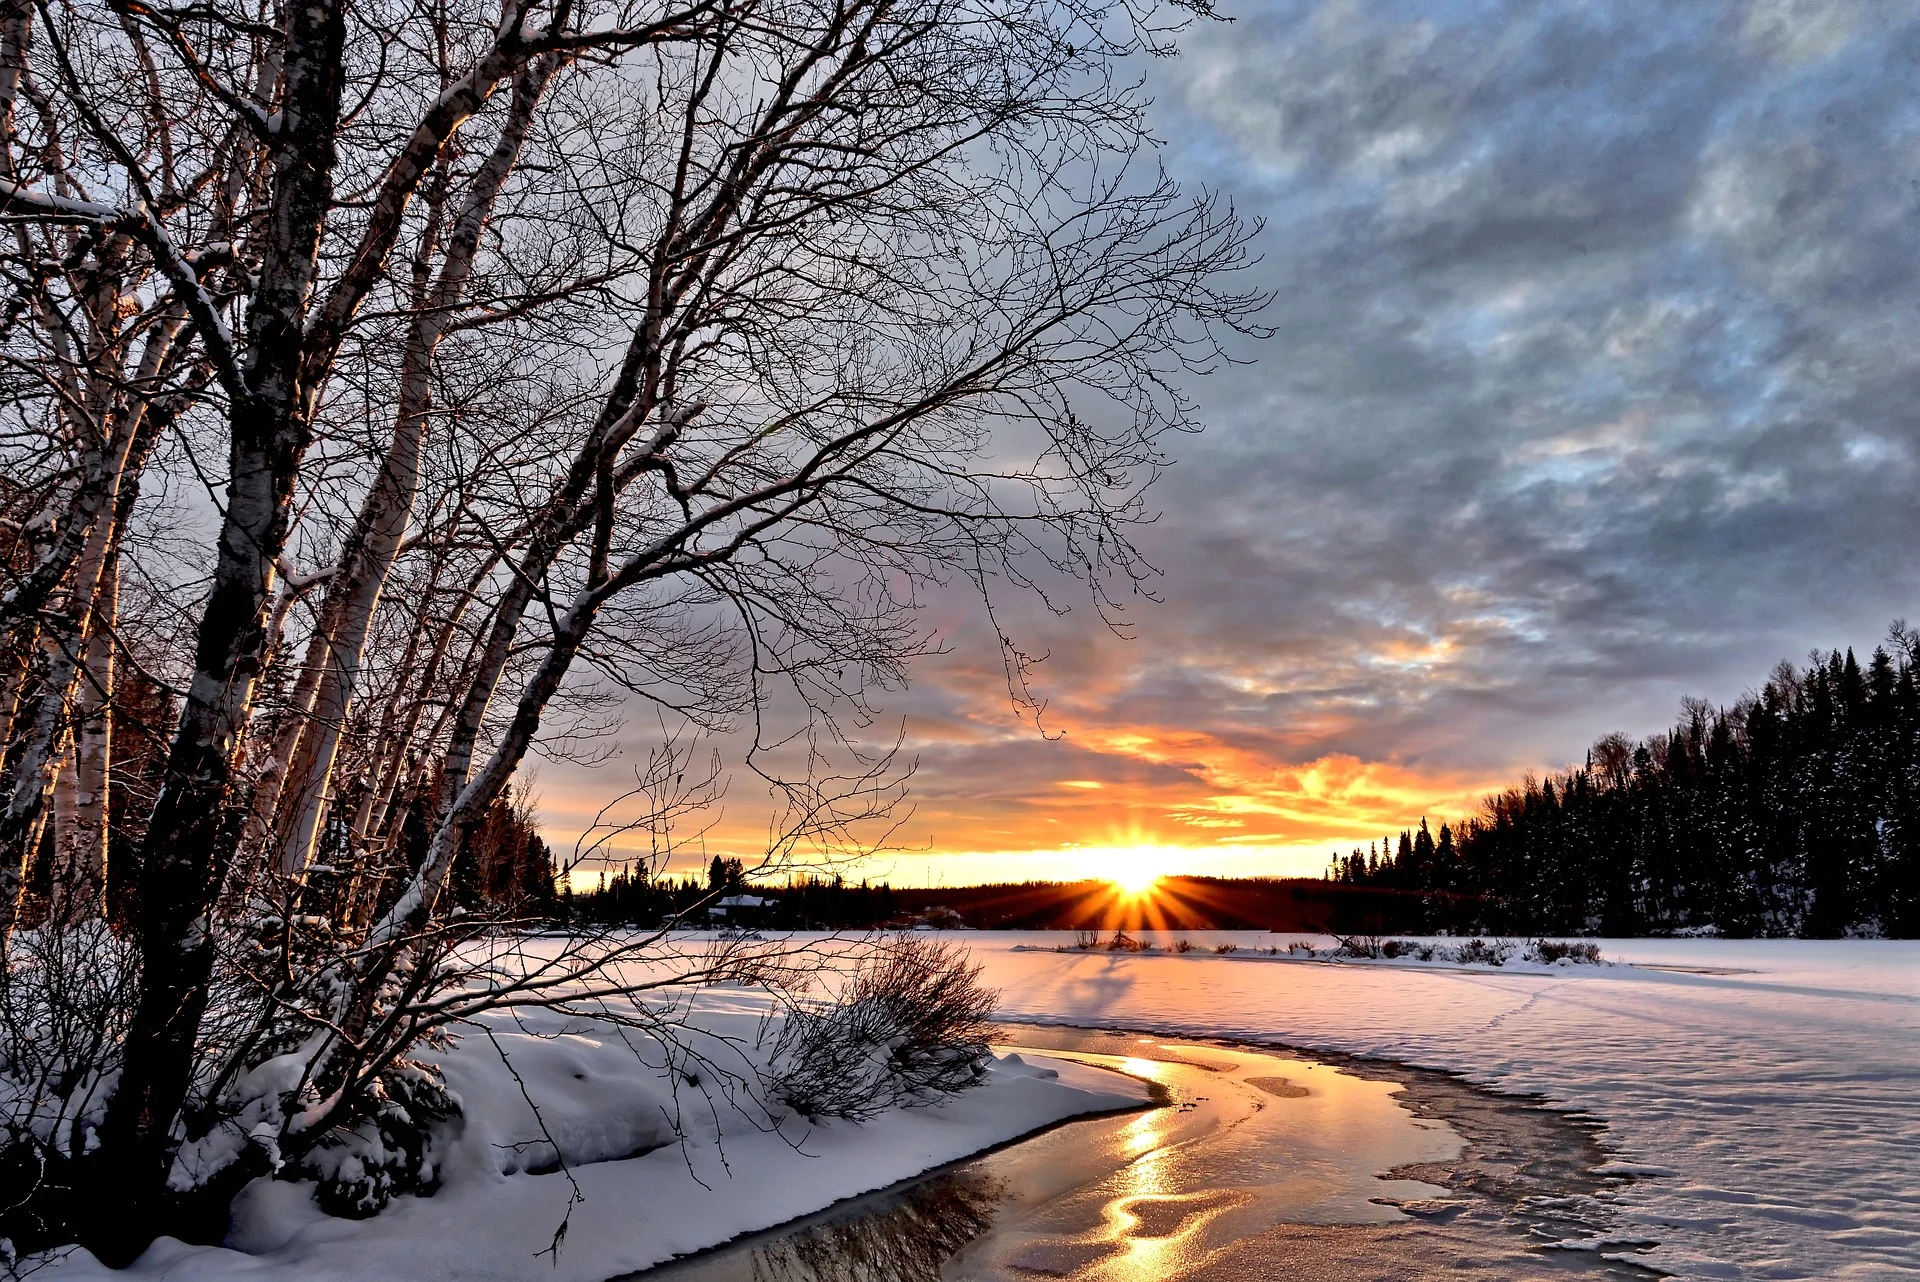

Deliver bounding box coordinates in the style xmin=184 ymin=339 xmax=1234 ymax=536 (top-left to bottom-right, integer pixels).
xmin=0 ymin=303 xmax=176 ymax=940
xmin=1 ymin=463 xmax=134 ymax=936
xmin=274 ymin=57 xmax=558 ymax=880
xmin=51 ymin=555 xmax=114 ymax=922
xmin=91 ymin=0 xmax=350 ymax=1251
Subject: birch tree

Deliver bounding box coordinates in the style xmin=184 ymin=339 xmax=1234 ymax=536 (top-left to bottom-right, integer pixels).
xmin=0 ymin=0 xmax=1262 ymax=1258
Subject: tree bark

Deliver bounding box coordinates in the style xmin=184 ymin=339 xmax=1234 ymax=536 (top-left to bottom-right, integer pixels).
xmin=93 ymin=0 xmax=350 ymax=1247
xmin=51 ymin=554 xmax=114 ymax=922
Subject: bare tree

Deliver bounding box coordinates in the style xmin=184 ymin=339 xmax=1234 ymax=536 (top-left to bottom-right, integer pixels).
xmin=0 ymin=0 xmax=1263 ymax=1260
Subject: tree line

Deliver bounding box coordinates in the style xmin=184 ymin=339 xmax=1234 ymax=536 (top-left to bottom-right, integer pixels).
xmin=1330 ymin=625 xmax=1920 ymax=937
xmin=571 ymin=865 xmax=903 ymax=929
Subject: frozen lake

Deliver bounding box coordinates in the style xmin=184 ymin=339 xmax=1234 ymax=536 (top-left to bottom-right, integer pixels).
xmin=649 ymin=1024 xmax=1659 ymax=1280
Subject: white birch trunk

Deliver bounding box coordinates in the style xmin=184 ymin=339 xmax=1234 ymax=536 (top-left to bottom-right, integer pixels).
xmin=275 ymin=57 xmax=560 ymax=878
xmin=51 ymin=557 xmax=115 ymax=921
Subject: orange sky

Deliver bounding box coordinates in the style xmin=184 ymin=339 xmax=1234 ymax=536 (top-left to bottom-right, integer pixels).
xmin=540 ymin=608 xmax=1520 ymax=888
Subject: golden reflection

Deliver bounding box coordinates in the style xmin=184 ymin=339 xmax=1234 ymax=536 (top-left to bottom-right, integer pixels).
xmin=1086 ymin=1113 xmax=1249 ymax=1282
xmin=1115 ymin=1058 xmax=1175 ymax=1157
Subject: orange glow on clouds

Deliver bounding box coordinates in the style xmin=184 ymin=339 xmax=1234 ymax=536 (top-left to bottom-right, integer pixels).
xmin=536 ymin=616 xmax=1526 ymax=887
xmin=540 ymin=733 xmax=1507 ymax=888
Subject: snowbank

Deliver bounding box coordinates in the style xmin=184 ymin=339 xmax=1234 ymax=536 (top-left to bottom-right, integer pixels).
xmin=38 ymin=984 xmax=1148 ymax=1282
xmin=967 ymin=932 xmax=1920 ymax=1281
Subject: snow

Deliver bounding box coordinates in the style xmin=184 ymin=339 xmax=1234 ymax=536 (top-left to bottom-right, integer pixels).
xmin=30 ymin=933 xmax=1915 ymax=1280
xmin=965 ymin=932 xmax=1920 ymax=1281
xmin=36 ymin=983 xmax=1147 ymax=1282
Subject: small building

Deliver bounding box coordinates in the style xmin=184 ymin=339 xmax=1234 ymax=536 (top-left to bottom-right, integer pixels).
xmin=710 ymin=894 xmax=774 ymax=927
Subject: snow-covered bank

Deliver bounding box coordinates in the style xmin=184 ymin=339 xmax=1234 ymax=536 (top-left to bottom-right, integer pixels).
xmin=39 ymin=984 xmax=1148 ymax=1282
xmin=964 ymin=932 xmax=1920 ymax=1281
xmin=32 ymin=933 xmax=1912 ymax=1280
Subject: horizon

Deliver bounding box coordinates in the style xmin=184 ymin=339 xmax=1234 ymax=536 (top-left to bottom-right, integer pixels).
xmin=536 ymin=2 xmax=1920 ymax=886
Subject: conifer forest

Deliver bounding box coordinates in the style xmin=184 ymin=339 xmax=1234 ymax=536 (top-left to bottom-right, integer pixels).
xmin=1330 ymin=627 xmax=1920 ymax=938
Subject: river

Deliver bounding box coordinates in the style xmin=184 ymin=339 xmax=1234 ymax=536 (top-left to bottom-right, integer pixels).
xmin=639 ymin=1025 xmax=1659 ymax=1281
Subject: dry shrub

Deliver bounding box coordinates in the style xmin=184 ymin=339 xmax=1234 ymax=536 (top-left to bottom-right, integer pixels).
xmin=1451 ymin=938 xmax=1516 ymax=966
xmin=1529 ymin=939 xmax=1603 ymax=964
xmin=769 ymin=936 xmax=997 ymax=1121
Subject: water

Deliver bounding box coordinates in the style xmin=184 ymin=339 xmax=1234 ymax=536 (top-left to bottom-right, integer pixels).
xmin=639 ymin=1027 xmax=1654 ymax=1281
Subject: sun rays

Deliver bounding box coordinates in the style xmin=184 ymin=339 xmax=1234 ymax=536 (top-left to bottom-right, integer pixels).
xmin=1095 ymin=847 xmax=1170 ymax=897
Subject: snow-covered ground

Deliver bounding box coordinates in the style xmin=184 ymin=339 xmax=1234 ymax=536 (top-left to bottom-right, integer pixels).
xmin=34 ymin=933 xmax=1916 ymax=1280
xmin=966 ymin=932 xmax=1920 ymax=1281
xmin=38 ymin=982 xmax=1148 ymax=1282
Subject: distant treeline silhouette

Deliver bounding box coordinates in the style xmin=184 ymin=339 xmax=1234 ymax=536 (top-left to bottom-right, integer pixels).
xmin=570 ymin=857 xmax=908 ymax=929
xmin=1335 ymin=625 xmax=1920 ymax=938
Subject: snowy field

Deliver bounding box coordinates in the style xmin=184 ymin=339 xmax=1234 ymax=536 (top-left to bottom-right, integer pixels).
xmin=966 ymin=932 xmax=1920 ymax=1281
xmin=34 ymin=932 xmax=1915 ymax=1281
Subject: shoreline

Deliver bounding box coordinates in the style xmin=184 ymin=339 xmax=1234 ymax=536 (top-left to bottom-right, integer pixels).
xmin=637 ymin=1023 xmax=1666 ymax=1280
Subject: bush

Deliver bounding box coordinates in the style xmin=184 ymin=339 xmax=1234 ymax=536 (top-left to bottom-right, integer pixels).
xmin=301 ymin=1064 xmax=460 ymax=1218
xmin=768 ymin=936 xmax=997 ymax=1121
xmin=1171 ymin=939 xmax=1195 ymax=953
xmin=1073 ymin=930 xmax=1101 ymax=950
xmin=1285 ymin=940 xmax=1317 ymax=956
xmin=1450 ymin=938 xmax=1515 ymax=966
xmin=1106 ymin=931 xmax=1146 ymax=952
xmin=1529 ymin=939 xmax=1603 ymax=964
xmin=1213 ymin=943 xmax=1238 ymax=955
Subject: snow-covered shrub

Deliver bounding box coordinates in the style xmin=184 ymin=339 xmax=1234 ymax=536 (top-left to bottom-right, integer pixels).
xmin=1105 ymin=931 xmax=1146 ymax=952
xmin=0 ymin=920 xmax=133 ymax=1157
xmin=1450 ymin=938 xmax=1515 ymax=966
xmin=1334 ymin=935 xmax=1386 ymax=958
xmin=297 ymin=1063 xmax=459 ymax=1217
xmin=0 ymin=920 xmax=138 ymax=1251
xmin=1529 ymin=939 xmax=1602 ymax=964
xmin=1285 ymin=940 xmax=1316 ymax=955
xmin=1213 ymin=943 xmax=1237 ymax=955
xmin=768 ymin=936 xmax=997 ymax=1121
xmin=1074 ymin=931 xmax=1100 ymax=950
xmin=1171 ymin=938 xmax=1195 ymax=953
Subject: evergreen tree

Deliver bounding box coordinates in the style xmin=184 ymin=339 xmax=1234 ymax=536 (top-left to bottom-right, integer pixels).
xmin=1376 ymin=623 xmax=1920 ymax=938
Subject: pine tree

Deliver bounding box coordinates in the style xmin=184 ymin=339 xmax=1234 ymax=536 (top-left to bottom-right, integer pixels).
xmin=1389 ymin=624 xmax=1920 ymax=938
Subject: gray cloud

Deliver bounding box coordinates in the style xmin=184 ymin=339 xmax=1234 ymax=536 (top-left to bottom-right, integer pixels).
xmin=1083 ymin=0 xmax=1920 ymax=756
xmin=550 ymin=0 xmax=1920 ymax=867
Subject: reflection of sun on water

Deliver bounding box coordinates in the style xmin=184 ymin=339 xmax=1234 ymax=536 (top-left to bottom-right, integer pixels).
xmin=1094 ymin=1064 xmax=1236 ymax=1281
xmin=1117 ymin=1059 xmax=1170 ymax=1156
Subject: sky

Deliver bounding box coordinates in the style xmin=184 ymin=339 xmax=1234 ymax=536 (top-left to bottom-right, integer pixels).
xmin=548 ymin=0 xmax=1920 ymax=887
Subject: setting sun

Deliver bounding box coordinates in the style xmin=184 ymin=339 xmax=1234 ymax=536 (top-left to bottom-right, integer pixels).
xmin=1092 ymin=847 xmax=1169 ymax=896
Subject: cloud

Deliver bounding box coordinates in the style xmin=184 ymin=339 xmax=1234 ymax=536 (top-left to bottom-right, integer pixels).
xmin=542 ymin=0 xmax=1920 ymax=882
